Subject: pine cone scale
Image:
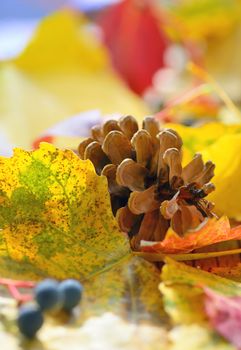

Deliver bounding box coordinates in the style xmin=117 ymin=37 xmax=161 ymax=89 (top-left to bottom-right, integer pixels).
xmin=128 ymin=186 xmax=161 ymax=215
xmin=116 ymin=159 xmax=148 ymax=192
xmin=102 ymin=131 xmax=133 ymax=165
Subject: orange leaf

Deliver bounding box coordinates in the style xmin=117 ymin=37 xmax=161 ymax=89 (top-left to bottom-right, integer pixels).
xmin=141 ymin=216 xmax=241 ymax=254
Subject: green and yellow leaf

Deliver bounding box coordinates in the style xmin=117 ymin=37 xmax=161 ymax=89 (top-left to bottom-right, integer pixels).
xmin=160 ymin=258 xmax=241 ymax=325
xmin=0 ymin=143 xmax=130 ymax=280
xmin=169 ymin=324 xmax=235 ymax=350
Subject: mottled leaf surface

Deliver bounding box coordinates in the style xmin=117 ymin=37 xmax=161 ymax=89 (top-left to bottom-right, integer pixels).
xmin=190 ymin=239 xmax=241 ymax=282
xmin=210 ymin=263 xmax=241 ymax=282
xmin=0 ymin=143 xmax=130 ymax=280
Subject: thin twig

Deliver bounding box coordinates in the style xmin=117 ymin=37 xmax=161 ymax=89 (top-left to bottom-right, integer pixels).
xmin=133 ymin=248 xmax=241 ymax=262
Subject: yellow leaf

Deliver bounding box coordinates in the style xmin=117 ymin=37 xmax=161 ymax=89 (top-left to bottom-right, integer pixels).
xmin=0 ymin=255 xmax=46 ymax=281
xmin=164 ymin=123 xmax=241 ymax=219
xmin=164 ymin=122 xmax=241 ymax=161
xmin=0 ymin=143 xmax=167 ymax=327
xmin=160 ymin=258 xmax=241 ymax=325
xmin=83 ymin=257 xmax=166 ymax=324
xmin=0 ymin=143 xmax=130 ymax=280
xmin=13 ymin=11 xmax=106 ymax=72
xmin=201 ymin=133 xmax=241 ymax=220
xmin=0 ymin=258 xmax=167 ymax=336
xmin=0 ymin=10 xmax=148 ymax=149
xmin=169 ymin=0 xmax=240 ymax=41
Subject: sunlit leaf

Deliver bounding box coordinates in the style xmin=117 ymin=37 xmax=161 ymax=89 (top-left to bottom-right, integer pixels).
xmin=164 ymin=122 xmax=241 ymax=164
xmin=0 ymin=143 xmax=130 ymax=280
xmin=201 ymin=133 xmax=241 ymax=220
xmin=160 ymin=258 xmax=241 ymax=325
xmin=0 ymin=10 xmax=148 ymax=150
xmin=141 ymin=217 xmax=241 ymax=254
xmin=163 ymin=123 xmax=241 ymax=220
xmin=167 ymin=0 xmax=240 ymax=41
xmin=204 ymin=288 xmax=241 ymax=348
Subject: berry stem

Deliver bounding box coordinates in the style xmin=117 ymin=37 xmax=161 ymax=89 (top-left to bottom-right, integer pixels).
xmin=0 ymin=278 xmax=35 ymax=288
xmin=0 ymin=278 xmax=35 ymax=302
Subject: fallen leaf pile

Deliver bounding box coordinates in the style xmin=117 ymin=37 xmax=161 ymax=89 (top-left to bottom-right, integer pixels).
xmin=1 ymin=3 xmax=241 ymax=348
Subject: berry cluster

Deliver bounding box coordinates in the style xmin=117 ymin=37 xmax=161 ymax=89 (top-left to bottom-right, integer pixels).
xmin=17 ymin=279 xmax=83 ymax=339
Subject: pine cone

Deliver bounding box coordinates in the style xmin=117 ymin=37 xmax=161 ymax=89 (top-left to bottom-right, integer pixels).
xmin=78 ymin=115 xmax=216 ymax=250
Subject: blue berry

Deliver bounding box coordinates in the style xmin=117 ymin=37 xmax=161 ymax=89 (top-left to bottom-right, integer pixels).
xmin=58 ymin=279 xmax=83 ymax=311
xmin=17 ymin=304 xmax=43 ymax=339
xmin=34 ymin=279 xmax=62 ymax=311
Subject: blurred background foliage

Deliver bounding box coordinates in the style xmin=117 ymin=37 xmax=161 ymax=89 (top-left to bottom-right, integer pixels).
xmin=0 ymin=0 xmax=240 ymax=154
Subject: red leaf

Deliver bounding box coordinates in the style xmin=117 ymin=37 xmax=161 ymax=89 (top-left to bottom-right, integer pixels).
xmin=33 ymin=136 xmax=54 ymax=149
xmin=98 ymin=0 xmax=169 ymax=94
xmin=204 ymin=288 xmax=241 ymax=349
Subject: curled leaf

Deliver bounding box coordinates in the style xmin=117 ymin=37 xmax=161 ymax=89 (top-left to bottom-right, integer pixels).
xmin=141 ymin=216 xmax=241 ymax=254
